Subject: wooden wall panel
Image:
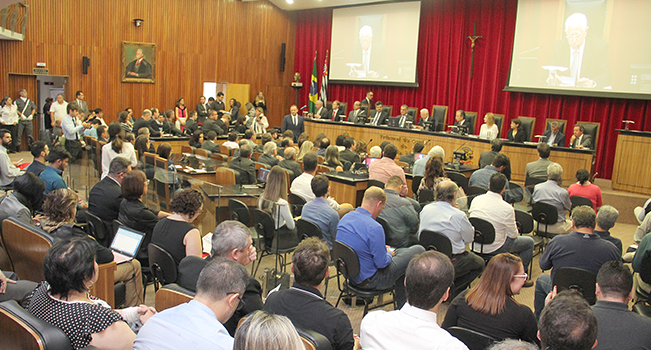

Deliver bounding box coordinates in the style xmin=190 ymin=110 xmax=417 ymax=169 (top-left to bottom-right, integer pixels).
xmin=0 ymin=0 xmax=296 ymax=128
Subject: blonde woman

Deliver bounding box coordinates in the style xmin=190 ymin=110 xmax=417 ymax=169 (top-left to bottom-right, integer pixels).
xmin=323 ymin=145 xmax=344 ymax=171
xmin=479 ymin=113 xmax=499 ymax=140
xmin=258 ymin=166 xmax=297 ymax=249
xmin=297 ymin=141 xmax=313 ymax=162
xmin=234 ymin=311 xmax=303 ymax=350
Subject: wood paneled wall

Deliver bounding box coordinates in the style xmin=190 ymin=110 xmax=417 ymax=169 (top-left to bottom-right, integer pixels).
xmin=0 ymin=0 xmax=296 ymax=128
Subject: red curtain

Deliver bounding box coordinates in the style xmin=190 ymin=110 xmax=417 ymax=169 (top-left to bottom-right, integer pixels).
xmin=293 ymin=0 xmax=651 ymax=180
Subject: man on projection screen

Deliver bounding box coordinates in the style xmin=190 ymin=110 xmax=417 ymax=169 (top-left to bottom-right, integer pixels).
xmin=349 ymin=25 xmax=386 ymax=79
xmin=547 ymin=12 xmax=610 ymax=89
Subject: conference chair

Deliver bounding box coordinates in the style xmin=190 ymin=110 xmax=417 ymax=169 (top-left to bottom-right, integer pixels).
xmin=252 ymin=152 xmax=262 ymax=161
xmin=220 ymin=144 xmax=233 ymax=156
xmin=531 ymin=201 xmax=558 ymax=240
xmin=576 ymin=121 xmax=600 ymax=151
xmin=85 ymin=211 xmax=111 ymax=248
xmin=339 ymin=102 xmax=348 ymax=115
xmin=492 ymin=114 xmax=505 ymax=138
xmin=464 ymin=112 xmax=478 ymax=134
xmin=252 ymin=209 xmax=297 ymax=276
xmin=0 ymin=210 xmax=14 ymax=271
xmin=317 ymin=155 xmax=325 ymax=164
xmin=505 ymin=181 xmax=524 ymax=204
xmin=181 ymin=145 xmax=194 ymax=155
xmin=316 ymin=164 xmax=332 ymax=174
xmin=154 ymin=178 xmax=171 ymax=211
xmin=360 ymin=103 xmax=370 ymax=119
xmin=447 ymin=326 xmax=496 ymax=350
xmin=368 ymin=179 xmax=385 ymax=189
xmin=570 ymin=195 xmax=593 ymax=210
xmin=148 ymin=243 xmax=178 ymax=292
xmin=407 ymin=107 xmax=418 ymax=121
xmin=524 ymin=176 xmax=546 ymax=205
xmin=518 ymin=116 xmax=536 ymax=141
xmin=210 ymin=152 xmax=227 ymax=162
xmin=2 ymin=217 xmax=53 ymax=283
xmin=215 ymin=167 xmax=237 ymax=186
xmin=447 ymin=171 xmax=469 ymax=194
xmin=332 ymin=240 xmax=397 ymax=316
xmin=469 ymin=217 xmax=496 ymax=264
xmin=418 ymin=188 xmax=434 ymax=205
xmin=297 ymin=328 xmax=333 ymax=350
xmin=96 ymin=140 xmax=106 ymax=177
xmin=545 ymin=118 xmax=568 ymax=135
xmin=552 ymin=267 xmax=597 ymax=305
xmin=382 ymin=105 xmax=393 ymax=117
xmin=633 ymin=254 xmax=651 ymax=317
xmin=412 ymin=175 xmax=423 ymax=200
xmin=195 ymin=148 xmax=210 ymax=159
xmin=466 ymin=186 xmax=487 ymax=207
xmin=288 ymin=193 xmax=307 ymax=217
xmin=154 ymin=283 xmax=195 ymax=312
xmin=419 ymin=230 xmax=453 ymax=258
xmin=0 ymin=300 xmax=73 ymax=350
xmin=296 ymin=218 xmax=323 ymax=241
xmin=431 ymin=105 xmax=449 ymax=132
xmin=394 ymin=160 xmax=408 ymax=168
xmin=375 ymin=216 xmax=393 ymax=247
xmin=514 ymin=209 xmax=542 ymax=275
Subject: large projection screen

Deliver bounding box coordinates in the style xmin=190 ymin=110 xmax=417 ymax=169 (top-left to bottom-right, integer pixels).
xmin=329 ymin=1 xmax=421 ymax=87
xmin=506 ymin=0 xmax=651 ymax=100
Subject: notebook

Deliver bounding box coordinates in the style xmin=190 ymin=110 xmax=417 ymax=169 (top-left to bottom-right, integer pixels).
xmin=110 ymin=226 xmax=145 ymax=264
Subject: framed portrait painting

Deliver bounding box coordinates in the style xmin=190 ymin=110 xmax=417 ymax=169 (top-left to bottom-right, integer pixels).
xmin=122 ymin=41 xmax=156 ymax=83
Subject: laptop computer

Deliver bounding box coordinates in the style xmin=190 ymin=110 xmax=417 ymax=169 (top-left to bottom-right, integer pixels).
xmin=414 ymin=153 xmax=427 ymax=161
xmin=387 ymin=117 xmax=400 ymax=127
xmin=110 ymin=226 xmax=145 ymax=264
xmin=364 ymin=157 xmax=379 ymax=167
xmin=258 ymin=167 xmax=270 ymax=183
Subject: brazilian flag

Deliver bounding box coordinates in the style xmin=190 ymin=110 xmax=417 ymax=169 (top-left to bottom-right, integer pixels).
xmin=309 ymin=53 xmax=318 ymax=114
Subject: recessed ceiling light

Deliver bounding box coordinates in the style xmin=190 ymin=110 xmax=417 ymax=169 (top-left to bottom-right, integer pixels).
xmin=286 ymin=0 xmax=293 ymax=4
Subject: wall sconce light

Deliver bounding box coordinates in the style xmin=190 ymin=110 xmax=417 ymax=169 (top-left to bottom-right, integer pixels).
xmin=133 ymin=19 xmax=144 ymax=27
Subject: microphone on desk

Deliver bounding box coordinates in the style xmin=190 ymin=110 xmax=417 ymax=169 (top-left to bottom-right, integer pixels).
xmin=300 ymin=105 xmax=307 ymax=111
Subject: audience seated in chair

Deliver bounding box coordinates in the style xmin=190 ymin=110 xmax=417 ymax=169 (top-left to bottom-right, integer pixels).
xmin=0 ymin=172 xmax=45 ymax=225
xmin=300 ymin=175 xmax=340 ymax=249
xmin=593 ymin=205 xmax=623 ymax=254
xmin=88 ymin=157 xmax=132 ymax=240
xmin=24 ymin=141 xmax=48 ymax=176
xmin=368 ymin=144 xmax=408 ymax=197
xmin=538 ymin=291 xmax=598 ymax=350
xmin=568 ymin=169 xmax=602 ymax=210
xmin=259 ymin=166 xmax=299 ymax=250
xmin=323 ymin=145 xmax=345 ymax=172
xmin=398 ymin=142 xmax=424 ymax=168
xmin=379 ymin=175 xmax=420 ymax=248
xmin=229 ymin=144 xmax=257 ymax=185
xmin=525 ymin=143 xmax=552 ymax=181
xmin=201 ymin=131 xmax=221 ymax=154
xmin=412 ymin=145 xmax=445 ymax=177
xmin=340 ymin=137 xmax=360 ymax=165
xmin=233 ymin=310 xmax=304 ymax=350
xmin=264 ymin=237 xmax=354 ymax=350
xmin=469 ymin=153 xmax=511 ymax=190
xmin=101 ymin=123 xmax=138 ymax=179
xmin=278 ymin=147 xmax=302 ymax=182
xmin=478 ymin=139 xmax=511 ymax=181
xmin=360 ymin=251 xmax=466 ymax=350
xmin=25 ymin=238 xmax=156 ymax=350
xmin=135 ymin=258 xmax=249 ymax=349
xmin=259 ymin=142 xmax=282 ymax=168
xmin=418 ymin=155 xmax=466 ymax=208
xmin=532 ymin=163 xmax=572 ymax=235
xmin=442 ymin=253 xmax=539 ymax=345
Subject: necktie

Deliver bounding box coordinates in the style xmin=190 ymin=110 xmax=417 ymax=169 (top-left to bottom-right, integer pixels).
xmin=374 ymin=113 xmax=379 ymax=126
xmin=400 ymin=116 xmax=405 ymax=128
xmin=293 ymin=116 xmax=297 ymax=126
xmin=363 ymin=51 xmax=370 ymax=74
xmin=570 ymin=50 xmax=579 ymax=83
xmin=332 ymin=110 xmax=337 ymax=121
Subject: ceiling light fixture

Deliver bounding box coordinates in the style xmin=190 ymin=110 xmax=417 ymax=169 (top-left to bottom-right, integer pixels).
xmin=286 ymin=0 xmax=293 ymax=4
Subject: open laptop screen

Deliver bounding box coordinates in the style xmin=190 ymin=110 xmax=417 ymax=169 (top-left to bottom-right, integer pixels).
xmin=111 ymin=226 xmax=144 ymax=258
xmin=258 ymin=167 xmax=270 ymax=182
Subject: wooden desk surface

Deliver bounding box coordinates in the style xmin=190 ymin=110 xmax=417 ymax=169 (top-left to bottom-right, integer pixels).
xmin=306 ymin=119 xmax=594 ymax=183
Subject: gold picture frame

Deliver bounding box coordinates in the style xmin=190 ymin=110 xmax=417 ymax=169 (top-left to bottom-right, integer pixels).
xmin=122 ymin=41 xmax=156 ymax=83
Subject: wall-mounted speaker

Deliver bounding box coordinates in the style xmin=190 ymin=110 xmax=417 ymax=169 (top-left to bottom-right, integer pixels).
xmin=280 ymin=43 xmax=286 ymax=72
xmin=82 ymin=56 xmax=90 ymax=74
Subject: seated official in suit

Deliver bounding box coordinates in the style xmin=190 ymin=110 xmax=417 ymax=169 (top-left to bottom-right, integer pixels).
xmin=506 ymin=119 xmax=527 ymax=143
xmin=378 ymin=176 xmax=420 ymax=248
xmin=263 ymin=238 xmax=354 ymax=350
xmin=258 ymin=142 xmax=282 ymax=168
xmin=26 ymin=238 xmax=154 ymax=350
xmin=415 ymin=108 xmax=432 ymax=130
xmin=525 ymin=143 xmax=552 ymax=181
xmin=184 ymin=110 xmax=199 ymax=136
xmin=328 ymin=100 xmax=345 ymax=122
xmin=569 ymin=124 xmax=592 ymax=149
xmin=532 ymin=163 xmax=572 ymax=235
xmin=202 ymin=109 xmax=224 ymax=136
xmin=176 ymin=220 xmax=262 ymax=336
xmin=347 ymin=101 xmax=366 ymax=123
xmin=399 ymin=142 xmax=424 ymax=168
xmin=393 ymin=105 xmax=414 ymax=128
xmin=151 ymin=189 xmax=203 ymax=266
xmin=88 ymin=157 xmax=132 ymax=236
xmin=229 ymin=144 xmax=257 ymax=185
xmin=135 ymin=258 xmax=249 ymax=349
xmin=201 ymin=131 xmax=221 ymax=153
xmin=278 ymin=147 xmax=302 ymax=182
xmin=41 ymin=188 xmax=145 ymax=307
xmin=369 ymin=101 xmax=389 ymax=126
xmin=308 ymin=100 xmax=329 ymax=119
xmin=340 ymin=137 xmax=360 ymax=164
xmin=478 ymin=139 xmax=511 ymax=181
xmin=25 ymin=141 xmax=48 ymax=176
xmin=542 ymin=121 xmax=566 ymax=147
xmin=453 ymin=110 xmax=471 ymax=132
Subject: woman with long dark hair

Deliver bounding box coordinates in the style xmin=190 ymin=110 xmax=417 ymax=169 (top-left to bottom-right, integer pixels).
xmin=101 ymin=122 xmax=137 ymax=178
xmin=568 ymin=168 xmax=602 ymax=209
xmin=189 ymin=130 xmax=204 ymax=148
xmin=507 ymin=119 xmax=527 ymax=143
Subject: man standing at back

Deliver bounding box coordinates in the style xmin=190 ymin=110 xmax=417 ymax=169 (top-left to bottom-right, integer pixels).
xmin=369 ymin=143 xmax=408 ymax=196
xmin=264 ymin=238 xmax=354 ymax=350
xmin=336 ymin=186 xmax=425 ymax=308
xmin=61 ymin=103 xmax=89 ymax=163
xmin=15 ymin=89 xmax=36 ymax=147
xmin=360 ymin=251 xmax=468 ymax=350
xmin=281 ymin=105 xmax=304 ymax=143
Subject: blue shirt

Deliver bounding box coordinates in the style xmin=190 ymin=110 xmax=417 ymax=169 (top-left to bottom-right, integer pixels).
xmin=134 ymin=300 xmax=233 ymax=350
xmin=412 ymin=155 xmax=430 ymax=177
xmin=84 ymin=127 xmax=98 ymax=139
xmin=336 ymin=208 xmax=392 ymax=283
xmin=302 ymin=197 xmax=339 ymax=249
xmin=61 ymin=114 xmax=84 ymax=141
xmin=419 ymin=201 xmax=474 ymax=254
xmin=39 ymin=165 xmax=66 ymax=194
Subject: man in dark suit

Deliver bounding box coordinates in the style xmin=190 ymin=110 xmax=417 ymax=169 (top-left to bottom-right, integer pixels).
xmin=149 ymin=109 xmax=166 ymax=135
xmin=347 ymin=101 xmax=366 ymax=123
xmin=201 ymin=131 xmax=221 ymax=153
xmin=361 ymin=91 xmax=374 ymax=106
xmin=399 ymin=142 xmax=424 ymax=168
xmin=547 ymin=13 xmax=610 ymax=88
xmin=281 ymin=105 xmax=304 ymax=143
xmin=569 ymin=124 xmax=592 ymax=149
xmin=349 ymin=25 xmax=386 ymax=78
xmin=340 ymin=137 xmax=360 ymax=164
xmin=88 ymin=157 xmax=131 ymax=244
xmin=369 ymin=101 xmax=389 ymax=126
xmin=394 ymin=105 xmax=414 ymax=128
xmin=196 ymin=96 xmax=210 ymax=124
xmin=202 ymin=110 xmax=224 ymax=136
xmin=133 ymin=109 xmax=161 ymax=137
xmin=327 ymin=100 xmax=344 ymax=122
xmin=542 ymin=121 xmax=566 ymax=147
xmin=229 ymin=144 xmax=256 ymax=184
xmin=184 ymin=111 xmax=199 ymax=135
xmin=211 ymin=92 xmax=226 ymax=118
xmin=177 ymin=220 xmax=262 ymax=336
xmin=125 ymin=49 xmax=152 ymax=79
xmin=453 ymin=110 xmax=471 ymax=132
xmin=279 ymin=147 xmax=302 ymax=182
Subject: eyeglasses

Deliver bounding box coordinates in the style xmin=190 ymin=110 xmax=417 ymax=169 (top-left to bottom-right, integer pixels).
xmin=513 ymin=273 xmax=528 ymax=280
xmin=227 ymin=292 xmax=245 ymax=310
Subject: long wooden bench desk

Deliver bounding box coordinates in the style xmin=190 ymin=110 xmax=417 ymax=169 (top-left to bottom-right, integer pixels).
xmin=612 ymin=129 xmax=651 ymax=195
xmin=305 ymin=119 xmax=595 ymax=184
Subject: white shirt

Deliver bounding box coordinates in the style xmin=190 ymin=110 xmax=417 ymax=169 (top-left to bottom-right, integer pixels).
xmin=360 ymin=303 xmax=468 ymax=350
xmin=0 ymin=144 xmax=24 ymax=186
xmin=469 ymin=191 xmax=518 ymax=253
xmin=101 ymin=141 xmax=138 ymax=179
xmin=0 ymin=104 xmax=18 ymax=125
xmin=222 ymin=141 xmax=239 ymax=149
xmin=61 ymin=114 xmax=84 ymax=141
xmin=290 ymin=172 xmax=340 ymax=210
xmin=254 ymin=115 xmax=268 ymax=134
xmin=49 ymin=101 xmax=68 ymax=120
xmin=479 ymin=124 xmax=499 ymax=140
xmin=259 ymin=198 xmax=294 ymax=230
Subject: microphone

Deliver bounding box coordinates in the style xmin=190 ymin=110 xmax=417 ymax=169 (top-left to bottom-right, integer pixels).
xmin=300 ymin=105 xmax=307 ymax=111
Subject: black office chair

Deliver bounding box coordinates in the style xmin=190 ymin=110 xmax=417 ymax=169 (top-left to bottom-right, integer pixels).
xmin=297 ymin=327 xmax=333 ymax=350
xmin=447 ymin=326 xmax=496 ymax=350
xmin=524 ymin=176 xmax=546 ymax=205
xmin=570 ymin=195 xmax=593 ymax=210
xmin=296 ymin=218 xmax=323 ymax=241
xmin=252 ymin=208 xmax=297 ymax=276
xmin=412 ymin=175 xmax=423 ymax=200
xmin=375 ymin=216 xmax=392 ymax=247
xmin=332 ymin=240 xmax=397 ymax=316
xmin=552 ymin=267 xmax=597 ymax=305
xmin=368 ymin=179 xmax=385 ymax=189
xmin=466 ymin=186 xmax=487 ymax=208
xmin=85 ymin=211 xmax=111 ymax=247
xmin=447 ymin=171 xmax=469 ymax=194
xmin=0 ymin=300 xmax=73 ymax=350
xmin=148 ymin=243 xmax=178 ymax=292
xmin=419 ymin=230 xmax=452 ymax=258
xmin=418 ymin=188 xmax=434 ymax=204
xmin=514 ymin=209 xmax=542 ymax=275
xmin=532 ymin=201 xmax=559 ymax=240
xmin=634 ymin=254 xmax=651 ymax=317
xmin=505 ymin=181 xmax=524 ymax=204
xmin=288 ymin=193 xmax=307 ymax=217
xmin=469 ymin=217 xmax=496 ymax=264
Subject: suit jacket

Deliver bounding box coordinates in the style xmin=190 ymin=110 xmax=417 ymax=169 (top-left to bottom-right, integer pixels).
xmin=15 ymin=98 xmax=37 ymax=120
xmin=570 ymin=134 xmax=592 ymax=149
xmin=201 ymin=140 xmax=220 ymax=153
xmin=74 ymin=99 xmax=88 ymax=114
xmin=361 ymin=98 xmax=373 ymax=106
xmin=125 ymin=58 xmax=152 ymax=79
xmin=88 ymin=176 xmax=123 ymax=244
xmin=229 ymin=156 xmax=256 ymax=184
xmin=326 ymin=108 xmax=345 ymax=122
xmin=542 ymin=129 xmax=566 ymax=147
xmin=399 ymin=153 xmax=416 ymax=167
xmin=350 ymin=42 xmax=386 ymax=78
xmin=195 ymin=103 xmax=210 ymax=123
xmin=550 ymin=35 xmax=611 ymax=88
xmin=279 ymin=159 xmax=302 ymax=181
xmin=368 ymin=110 xmax=389 ymax=126
xmin=211 ymin=101 xmax=226 ymax=117
xmin=454 ymin=119 xmax=472 ymax=132
xmin=258 ymin=154 xmax=279 ymax=168
xmin=202 ymin=118 xmax=224 ymax=136
xmin=163 ymin=121 xmax=183 ymax=136
xmin=184 ymin=119 xmax=199 ymax=135
xmin=149 ymin=119 xmax=165 ymax=135
xmin=506 ymin=129 xmax=527 ymax=143
xmin=281 ymin=115 xmax=304 ymax=142
xmin=526 ymin=158 xmax=553 ymax=180
xmin=347 ymin=109 xmax=366 ymax=123
xmin=340 ymin=149 xmax=360 ymax=164
xmin=134 ymin=117 xmax=160 ymax=137
xmin=215 ymin=119 xmax=228 ymax=135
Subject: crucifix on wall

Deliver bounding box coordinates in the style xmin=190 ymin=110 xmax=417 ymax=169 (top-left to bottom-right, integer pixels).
xmin=467 ymin=20 xmax=483 ymax=78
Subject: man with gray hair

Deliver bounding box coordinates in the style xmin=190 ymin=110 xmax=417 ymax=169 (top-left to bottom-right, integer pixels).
xmin=532 ymin=162 xmax=572 ymax=234
xmin=350 ymin=25 xmax=385 ymax=78
xmin=177 ymin=220 xmax=261 ymax=336
xmin=542 ymin=121 xmax=565 ymax=147
xmin=133 ymin=109 xmax=160 ymax=137
xmin=419 ymin=180 xmax=484 ymax=296
xmin=487 ymin=340 xmax=538 ymax=350
xmin=594 ymin=205 xmax=622 ymax=254
xmin=347 ymin=101 xmax=366 ymax=123
xmin=278 ymin=146 xmax=302 ymax=181
xmin=229 ymin=144 xmax=256 ymax=184
xmin=533 ymin=206 xmax=620 ymax=318
xmin=135 ymin=258 xmax=249 ymax=349
xmin=258 ymin=141 xmax=282 ymax=168
xmin=412 ymin=145 xmax=446 ymax=177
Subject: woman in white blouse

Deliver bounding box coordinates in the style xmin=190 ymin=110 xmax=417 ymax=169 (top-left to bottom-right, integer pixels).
xmin=253 ymin=107 xmax=269 ymax=134
xmin=258 ymin=166 xmax=297 ymax=250
xmin=479 ymin=113 xmax=499 ymax=140
xmin=101 ymin=122 xmax=138 ymax=178
xmin=1 ymin=97 xmax=18 ymax=152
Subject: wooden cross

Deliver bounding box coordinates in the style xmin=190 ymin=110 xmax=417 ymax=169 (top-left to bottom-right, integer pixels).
xmin=467 ymin=20 xmax=483 ymax=78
